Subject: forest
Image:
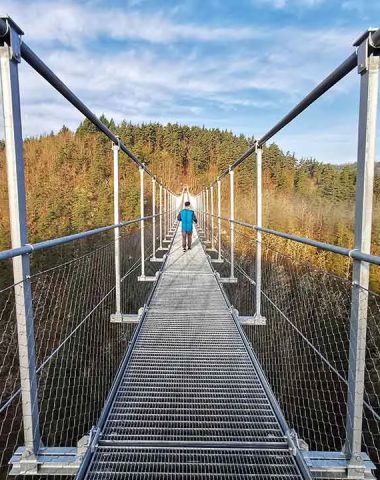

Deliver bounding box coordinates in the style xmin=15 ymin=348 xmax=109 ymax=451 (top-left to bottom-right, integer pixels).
xmin=1 ymin=117 xmax=379 ymax=290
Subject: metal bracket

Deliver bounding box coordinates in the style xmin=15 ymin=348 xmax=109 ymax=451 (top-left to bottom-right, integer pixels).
xmin=110 ymin=306 xmax=144 ymax=324
xmin=138 ymin=271 xmax=160 ymax=282
xmin=302 ymin=451 xmax=375 ymax=479
xmin=112 ymin=135 xmax=120 ymax=151
xmin=231 ymin=307 xmax=267 ymax=325
xmin=241 ymin=314 xmax=267 ymax=326
xmin=357 ymin=36 xmax=369 ymax=74
xmin=150 ymin=253 xmax=166 ymax=263
xmin=354 ymin=29 xmax=380 ymax=74
xmin=211 ymin=258 xmax=224 ymax=264
xmin=9 ymin=434 xmax=90 ymax=476
xmin=285 ymin=428 xmax=308 ymax=457
xmin=0 ymin=17 xmax=23 ymax=62
xmin=218 ymin=273 xmax=238 ymax=284
xmin=89 ymin=426 xmax=100 ymax=453
xmin=220 ymin=278 xmax=238 ymax=284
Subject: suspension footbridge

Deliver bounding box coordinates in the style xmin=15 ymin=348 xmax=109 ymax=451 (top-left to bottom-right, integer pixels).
xmin=77 ymin=228 xmax=310 ymax=479
xmin=0 ymin=15 xmax=380 ymax=480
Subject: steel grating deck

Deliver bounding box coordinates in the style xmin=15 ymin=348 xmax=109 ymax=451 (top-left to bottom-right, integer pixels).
xmin=82 ymin=228 xmax=309 ymax=479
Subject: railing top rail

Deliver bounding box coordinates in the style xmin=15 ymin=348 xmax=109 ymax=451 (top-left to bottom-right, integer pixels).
xmin=0 ymin=16 xmax=176 ymax=194
xmin=0 ymin=211 xmax=176 ymax=261
xmin=198 ymin=27 xmax=380 ymax=185
xmin=197 ymin=210 xmax=380 ymax=267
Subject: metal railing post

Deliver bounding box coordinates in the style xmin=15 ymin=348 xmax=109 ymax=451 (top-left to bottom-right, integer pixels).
xmin=112 ymin=138 xmax=122 ymax=316
xmin=345 ymin=32 xmax=380 ymax=477
xmin=169 ymin=194 xmax=171 ymax=230
xmin=174 ymin=194 xmax=176 ymax=226
xmin=229 ymin=168 xmax=235 ymax=280
xmin=217 ymin=179 xmax=222 ymax=260
xmin=254 ymin=145 xmax=266 ymax=322
xmin=206 ymin=187 xmax=210 ymax=242
xmin=0 ymin=21 xmax=41 ymax=458
xmin=151 ymin=177 xmax=157 ymax=260
xmin=172 ymin=194 xmax=174 ymax=228
xmin=202 ymin=190 xmax=206 ymax=233
xmin=198 ymin=193 xmax=202 ymax=230
xmin=164 ymin=188 xmax=167 ymax=238
xmin=168 ymin=193 xmax=171 ymax=232
xmin=210 ymin=185 xmax=215 ymax=250
xmin=139 ymin=166 xmax=145 ymax=278
xmin=159 ymin=184 xmax=163 ymax=249
xmin=170 ymin=194 xmax=173 ymax=230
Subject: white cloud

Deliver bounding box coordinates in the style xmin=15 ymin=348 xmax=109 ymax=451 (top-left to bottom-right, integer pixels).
xmin=253 ymin=0 xmax=325 ymax=9
xmin=0 ymin=0 xmax=366 ymax=165
xmin=1 ymin=0 xmax=265 ymax=45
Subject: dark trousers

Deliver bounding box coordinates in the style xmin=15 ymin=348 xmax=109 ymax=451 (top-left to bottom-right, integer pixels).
xmin=182 ymin=232 xmax=192 ymax=249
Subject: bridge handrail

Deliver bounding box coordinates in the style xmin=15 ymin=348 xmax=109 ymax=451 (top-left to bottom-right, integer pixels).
xmin=0 ymin=210 xmax=176 ymax=262
xmin=198 ymin=210 xmax=380 ymax=266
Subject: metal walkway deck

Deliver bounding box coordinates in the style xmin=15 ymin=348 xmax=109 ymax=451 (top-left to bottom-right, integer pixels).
xmin=81 ymin=228 xmax=310 ymax=479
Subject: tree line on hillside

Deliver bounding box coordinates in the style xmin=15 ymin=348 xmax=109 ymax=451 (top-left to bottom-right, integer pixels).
xmin=0 ymin=117 xmax=379 ymax=288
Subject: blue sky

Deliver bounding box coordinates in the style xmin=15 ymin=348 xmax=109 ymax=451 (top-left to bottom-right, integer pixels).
xmin=1 ymin=0 xmax=380 ymax=164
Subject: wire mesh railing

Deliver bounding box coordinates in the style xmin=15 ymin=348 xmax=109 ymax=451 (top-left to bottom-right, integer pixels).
xmin=194 ymin=24 xmax=380 ymax=479
xmin=0 ymin=216 xmax=170 ymax=478
xmin=207 ymin=222 xmax=380 ymax=477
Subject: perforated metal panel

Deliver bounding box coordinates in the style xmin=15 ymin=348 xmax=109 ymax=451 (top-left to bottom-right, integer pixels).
xmin=82 ymin=229 xmax=310 ymax=479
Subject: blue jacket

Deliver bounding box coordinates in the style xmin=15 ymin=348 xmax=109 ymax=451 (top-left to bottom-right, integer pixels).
xmin=178 ymin=208 xmax=197 ymax=232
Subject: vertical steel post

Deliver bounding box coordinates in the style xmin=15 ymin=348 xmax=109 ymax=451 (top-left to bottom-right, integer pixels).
xmin=169 ymin=194 xmax=171 ymax=230
xmin=174 ymin=194 xmax=176 ymax=224
xmin=169 ymin=191 xmax=171 ymax=232
xmin=345 ymin=33 xmax=380 ymax=476
xmin=174 ymin=194 xmax=176 ymax=226
xmin=210 ymin=185 xmax=215 ymax=250
xmin=159 ymin=184 xmax=163 ymax=249
xmin=217 ymin=179 xmax=222 ymax=261
xmin=254 ymin=145 xmax=265 ymax=322
xmin=139 ymin=167 xmax=145 ymax=278
xmin=164 ymin=188 xmax=167 ymax=239
xmin=168 ymin=193 xmax=170 ymax=232
xmin=206 ymin=187 xmax=209 ymax=242
xmin=172 ymin=194 xmax=174 ymax=228
xmin=229 ymin=168 xmax=235 ymax=279
xmin=113 ymin=138 xmax=122 ymax=315
xmin=0 ymin=22 xmax=41 ymax=455
xmin=151 ymin=176 xmax=157 ymax=260
xmin=170 ymin=194 xmax=173 ymax=230
xmin=198 ymin=193 xmax=202 ymax=230
xmin=202 ymin=190 xmax=206 ymax=233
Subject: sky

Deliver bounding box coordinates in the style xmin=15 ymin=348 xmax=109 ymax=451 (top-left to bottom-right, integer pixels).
xmin=1 ymin=0 xmax=380 ymax=164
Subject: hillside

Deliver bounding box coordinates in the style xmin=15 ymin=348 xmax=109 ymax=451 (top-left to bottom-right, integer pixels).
xmin=1 ymin=117 xmax=379 ymax=289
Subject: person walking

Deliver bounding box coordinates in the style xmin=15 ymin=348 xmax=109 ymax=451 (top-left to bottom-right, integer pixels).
xmin=177 ymin=201 xmax=197 ymax=252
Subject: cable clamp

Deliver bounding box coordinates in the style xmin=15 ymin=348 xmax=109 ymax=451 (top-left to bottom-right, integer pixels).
xmin=24 ymin=243 xmax=34 ymax=253
xmin=286 ymin=429 xmax=301 ymax=456
xmin=89 ymin=426 xmax=101 ymax=452
xmin=112 ymin=136 xmax=121 ymax=151
xmin=348 ymin=248 xmax=359 ymax=258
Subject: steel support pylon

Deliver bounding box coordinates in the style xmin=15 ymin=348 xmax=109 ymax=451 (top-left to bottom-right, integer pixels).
xmin=0 ymin=19 xmax=41 ymax=463
xmin=113 ymin=140 xmax=121 ymax=313
xmin=345 ymin=32 xmax=380 ymax=479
